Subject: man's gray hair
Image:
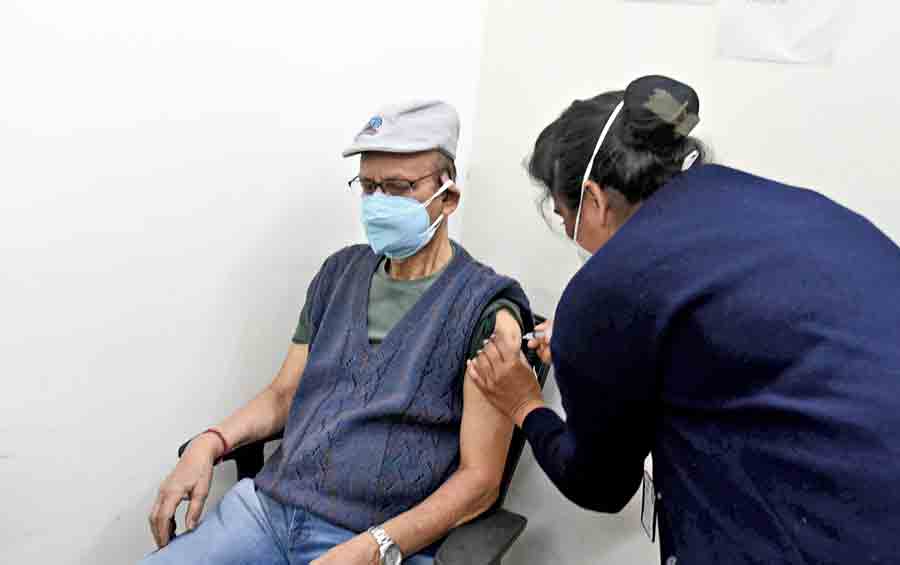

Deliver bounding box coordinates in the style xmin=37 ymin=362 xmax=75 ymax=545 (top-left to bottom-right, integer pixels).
xmin=435 ymin=152 xmax=457 ymax=181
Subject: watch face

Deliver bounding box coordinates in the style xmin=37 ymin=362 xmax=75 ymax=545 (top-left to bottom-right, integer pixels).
xmin=385 ymin=546 xmax=402 ymax=565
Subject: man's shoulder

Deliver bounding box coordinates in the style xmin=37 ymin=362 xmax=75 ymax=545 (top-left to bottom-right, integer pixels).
xmin=326 ymin=243 xmax=373 ymax=263
xmin=318 ymin=244 xmax=374 ymax=275
xmin=451 ymin=242 xmax=531 ymax=322
xmin=452 ymin=241 xmax=514 ymax=284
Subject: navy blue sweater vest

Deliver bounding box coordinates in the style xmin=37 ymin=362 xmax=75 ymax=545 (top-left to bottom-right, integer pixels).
xmin=255 ymin=242 xmax=530 ymax=532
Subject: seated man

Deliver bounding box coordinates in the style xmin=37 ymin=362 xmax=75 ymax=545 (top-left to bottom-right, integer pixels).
xmin=142 ymin=100 xmax=532 ymax=565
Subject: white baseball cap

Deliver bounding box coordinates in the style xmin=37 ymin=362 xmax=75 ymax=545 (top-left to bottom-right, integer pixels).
xmin=342 ymin=100 xmax=460 ymax=160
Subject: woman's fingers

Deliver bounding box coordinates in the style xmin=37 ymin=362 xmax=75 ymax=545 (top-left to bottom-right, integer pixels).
xmin=466 ymin=359 xmax=480 ymax=381
xmin=475 ymin=343 xmax=498 ymax=378
xmin=537 ymin=343 xmax=552 ymax=365
xmin=484 ymin=336 xmax=508 ymax=364
xmin=535 ymin=319 xmax=554 ymax=344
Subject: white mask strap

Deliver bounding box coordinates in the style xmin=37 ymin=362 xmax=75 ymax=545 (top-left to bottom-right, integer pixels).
xmin=682 ymin=149 xmax=700 ymax=172
xmin=425 ymin=213 xmax=445 ymax=236
xmin=573 ymin=101 xmax=625 ymax=249
xmin=423 ymin=180 xmax=454 ymax=207
xmin=422 ymin=180 xmax=452 ymax=237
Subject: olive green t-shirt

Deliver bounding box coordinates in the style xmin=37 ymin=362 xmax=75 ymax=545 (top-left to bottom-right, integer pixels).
xmin=292 ymin=256 xmax=523 ymax=360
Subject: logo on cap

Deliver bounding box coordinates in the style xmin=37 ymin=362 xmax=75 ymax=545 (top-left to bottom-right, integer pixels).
xmin=360 ymin=116 xmax=383 ymax=136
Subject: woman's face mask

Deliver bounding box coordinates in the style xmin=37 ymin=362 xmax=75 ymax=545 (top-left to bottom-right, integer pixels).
xmin=360 ymin=180 xmax=453 ymax=259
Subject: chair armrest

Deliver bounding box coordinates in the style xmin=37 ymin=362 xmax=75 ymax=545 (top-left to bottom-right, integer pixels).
xmin=435 ymin=509 xmax=527 ymax=565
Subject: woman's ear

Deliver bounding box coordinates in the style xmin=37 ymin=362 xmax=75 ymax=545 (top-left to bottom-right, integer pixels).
xmin=583 ymin=180 xmax=612 ymax=227
xmin=583 ymin=180 xmax=607 ymax=209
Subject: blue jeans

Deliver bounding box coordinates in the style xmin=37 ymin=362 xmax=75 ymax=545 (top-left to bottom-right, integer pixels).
xmin=139 ymin=478 xmax=434 ymax=565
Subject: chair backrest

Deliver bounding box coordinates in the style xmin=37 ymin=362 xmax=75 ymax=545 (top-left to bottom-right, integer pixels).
xmin=490 ymin=314 xmax=550 ymax=512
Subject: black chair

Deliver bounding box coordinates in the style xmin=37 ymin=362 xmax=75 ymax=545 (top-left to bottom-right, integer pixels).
xmin=172 ymin=316 xmax=550 ymax=565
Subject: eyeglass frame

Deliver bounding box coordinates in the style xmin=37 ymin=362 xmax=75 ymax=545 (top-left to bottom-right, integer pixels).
xmin=347 ymin=168 xmax=448 ymax=198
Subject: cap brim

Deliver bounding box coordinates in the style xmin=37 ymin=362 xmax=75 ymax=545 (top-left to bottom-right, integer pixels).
xmin=342 ymin=143 xmax=455 ymax=160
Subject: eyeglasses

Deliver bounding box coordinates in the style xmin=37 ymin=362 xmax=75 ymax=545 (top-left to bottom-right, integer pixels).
xmin=347 ymin=169 xmax=444 ymax=198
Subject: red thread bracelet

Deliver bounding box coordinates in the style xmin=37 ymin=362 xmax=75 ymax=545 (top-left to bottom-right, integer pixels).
xmin=203 ymin=428 xmax=229 ymax=463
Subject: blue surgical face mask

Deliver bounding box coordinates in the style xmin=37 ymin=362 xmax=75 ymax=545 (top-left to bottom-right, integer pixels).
xmin=361 ymin=180 xmax=453 ymax=259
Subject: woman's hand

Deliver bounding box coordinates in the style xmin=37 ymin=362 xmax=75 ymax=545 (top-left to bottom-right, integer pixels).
xmin=527 ymin=319 xmax=553 ymax=365
xmin=310 ymin=533 xmax=380 ymax=565
xmin=467 ymin=333 xmax=545 ymax=428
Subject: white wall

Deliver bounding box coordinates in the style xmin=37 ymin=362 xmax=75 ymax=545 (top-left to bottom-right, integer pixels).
xmin=463 ymin=1 xmax=900 ymax=564
xmin=5 ymin=2 xmax=900 ymax=564
xmin=0 ymin=2 xmax=486 ymax=563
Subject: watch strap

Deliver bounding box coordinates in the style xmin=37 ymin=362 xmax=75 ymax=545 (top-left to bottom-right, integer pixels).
xmin=367 ymin=526 xmax=401 ymax=563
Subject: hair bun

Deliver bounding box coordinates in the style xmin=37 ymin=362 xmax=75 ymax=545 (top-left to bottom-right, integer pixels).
xmin=620 ymin=75 xmax=700 ymax=151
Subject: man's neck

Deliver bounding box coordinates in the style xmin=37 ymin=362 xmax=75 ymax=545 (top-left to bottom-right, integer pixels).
xmin=386 ymin=230 xmax=453 ymax=281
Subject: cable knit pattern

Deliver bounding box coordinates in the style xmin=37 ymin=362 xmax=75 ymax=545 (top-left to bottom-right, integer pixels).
xmin=255 ymin=242 xmax=530 ymax=532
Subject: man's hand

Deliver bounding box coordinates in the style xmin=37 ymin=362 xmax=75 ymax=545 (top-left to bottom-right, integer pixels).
xmin=148 ymin=432 xmax=222 ymax=548
xmin=310 ymin=532 xmax=380 ymax=565
xmin=468 ymin=332 xmax=545 ymax=428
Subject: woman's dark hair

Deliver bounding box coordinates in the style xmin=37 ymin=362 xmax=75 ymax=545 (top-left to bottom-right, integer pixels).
xmin=528 ymin=75 xmax=709 ymax=214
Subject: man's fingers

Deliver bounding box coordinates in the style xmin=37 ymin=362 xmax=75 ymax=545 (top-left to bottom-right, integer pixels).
xmin=185 ymin=486 xmax=209 ymax=531
xmin=149 ymin=495 xmax=163 ymax=548
xmin=155 ymin=489 xmax=182 ymax=548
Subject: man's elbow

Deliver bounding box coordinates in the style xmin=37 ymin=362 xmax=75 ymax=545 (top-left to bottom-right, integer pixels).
xmin=455 ymin=470 xmax=503 ymax=525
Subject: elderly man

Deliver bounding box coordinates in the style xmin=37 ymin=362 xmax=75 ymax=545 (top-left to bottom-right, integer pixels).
xmin=142 ymin=101 xmax=532 ymax=565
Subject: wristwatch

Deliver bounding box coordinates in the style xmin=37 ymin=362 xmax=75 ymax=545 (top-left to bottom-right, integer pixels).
xmin=367 ymin=525 xmax=403 ymax=565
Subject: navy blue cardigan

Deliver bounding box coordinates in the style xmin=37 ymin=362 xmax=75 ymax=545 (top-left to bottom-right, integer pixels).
xmin=524 ymin=165 xmax=900 ymax=564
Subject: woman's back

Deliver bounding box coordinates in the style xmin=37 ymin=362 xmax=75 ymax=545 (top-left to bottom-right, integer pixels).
xmin=558 ymin=164 xmax=900 ymax=563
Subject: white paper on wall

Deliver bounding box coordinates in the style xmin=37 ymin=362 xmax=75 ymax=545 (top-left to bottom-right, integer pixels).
xmin=718 ymin=0 xmax=853 ymax=64
xmin=625 ymin=0 xmax=714 ymax=4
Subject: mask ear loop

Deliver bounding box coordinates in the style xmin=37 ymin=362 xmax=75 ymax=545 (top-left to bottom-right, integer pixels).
xmin=574 ymin=101 xmax=625 ymax=250
xmin=682 ymin=149 xmax=700 ymax=172
xmin=421 ymin=179 xmax=454 ymax=236
xmin=423 ymin=180 xmax=455 ymax=207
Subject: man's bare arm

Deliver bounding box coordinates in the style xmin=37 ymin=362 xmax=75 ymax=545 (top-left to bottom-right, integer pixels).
xmin=213 ymin=342 xmax=308 ymax=453
xmin=148 ymin=343 xmax=308 ymax=548
xmin=379 ymin=310 xmax=521 ymax=555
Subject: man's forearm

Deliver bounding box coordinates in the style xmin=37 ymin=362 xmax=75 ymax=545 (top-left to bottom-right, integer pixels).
xmin=190 ymin=344 xmax=308 ymax=459
xmin=210 ymin=384 xmax=293 ymax=454
xmin=381 ymin=466 xmax=500 ymax=557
